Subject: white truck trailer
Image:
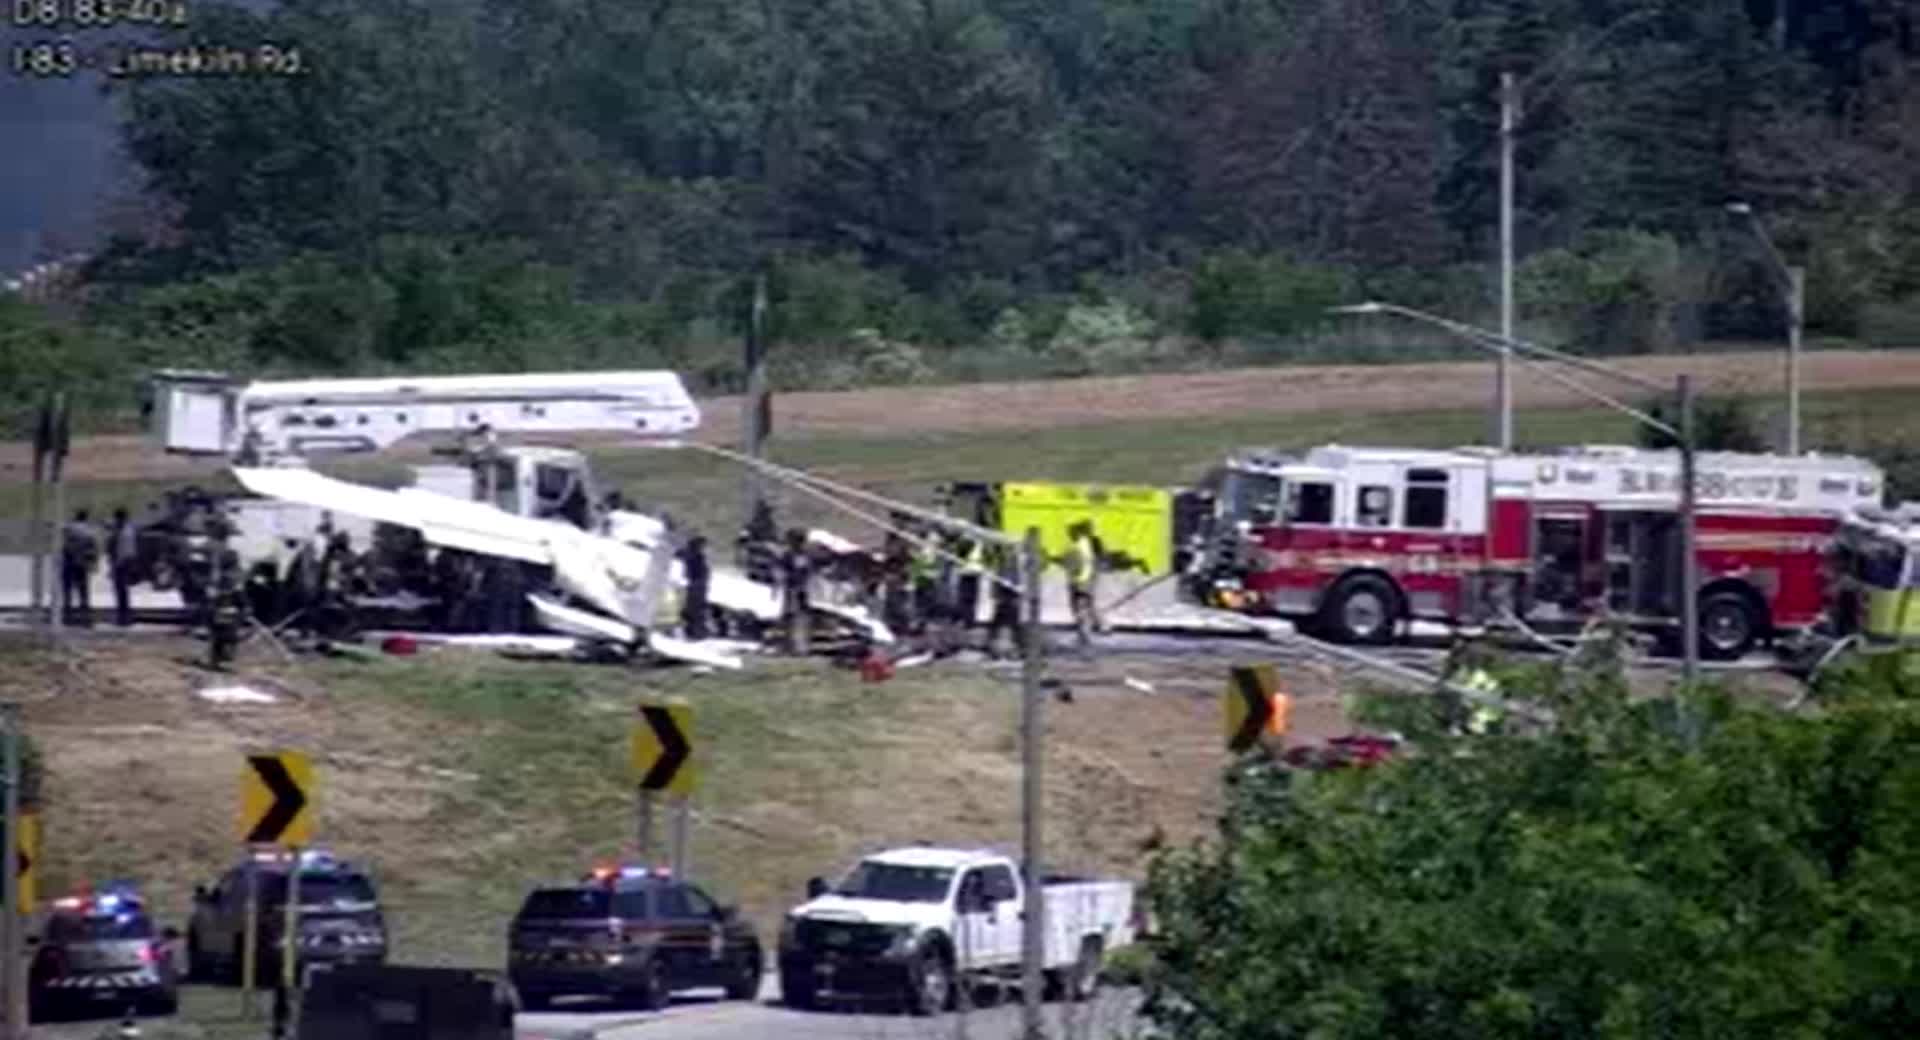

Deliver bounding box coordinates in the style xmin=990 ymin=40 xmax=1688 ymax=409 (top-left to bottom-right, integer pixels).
xmin=777 ymin=845 xmax=1137 ymax=1015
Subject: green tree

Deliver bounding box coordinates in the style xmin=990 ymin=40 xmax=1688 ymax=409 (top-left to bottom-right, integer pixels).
xmin=1145 ymin=657 xmax=1920 ymax=1038
xmin=788 ymin=0 xmax=1049 ymax=292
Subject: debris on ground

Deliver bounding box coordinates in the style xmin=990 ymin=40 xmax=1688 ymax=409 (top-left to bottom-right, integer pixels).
xmin=195 ymin=684 xmax=278 ymax=705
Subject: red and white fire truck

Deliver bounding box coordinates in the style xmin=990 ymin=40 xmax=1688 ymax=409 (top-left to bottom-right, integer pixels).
xmin=1187 ymin=444 xmax=1885 ymax=659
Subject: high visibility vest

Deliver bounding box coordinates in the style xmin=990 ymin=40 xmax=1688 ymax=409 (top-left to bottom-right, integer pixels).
xmin=908 ymin=546 xmax=937 ymax=583
xmin=1461 ymin=669 xmax=1503 ymax=734
xmin=962 ymin=542 xmax=986 ymax=576
xmin=1068 ymin=536 xmax=1096 ymax=586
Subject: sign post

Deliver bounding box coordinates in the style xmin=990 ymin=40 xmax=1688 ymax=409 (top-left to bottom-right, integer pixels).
xmin=240 ymin=752 xmax=315 ymax=1020
xmin=242 ymin=867 xmax=260 ymax=1017
xmin=632 ymin=703 xmax=696 ymax=871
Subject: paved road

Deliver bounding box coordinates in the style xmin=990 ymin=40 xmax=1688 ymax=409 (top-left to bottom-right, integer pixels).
xmin=516 ymin=978 xmax=1144 ymax=1040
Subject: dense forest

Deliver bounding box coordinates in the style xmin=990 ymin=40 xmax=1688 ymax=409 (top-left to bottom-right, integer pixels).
xmin=4 ymin=0 xmax=1919 ymax=426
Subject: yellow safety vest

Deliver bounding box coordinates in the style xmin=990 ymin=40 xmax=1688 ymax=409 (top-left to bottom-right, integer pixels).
xmin=1069 ymin=536 xmax=1095 ymax=585
xmin=962 ymin=542 xmax=986 ymax=576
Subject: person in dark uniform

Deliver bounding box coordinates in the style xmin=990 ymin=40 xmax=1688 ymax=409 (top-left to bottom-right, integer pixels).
xmin=985 ymin=542 xmax=1025 ymax=658
xmin=779 ymin=528 xmax=813 ymax=655
xmin=880 ymin=533 xmax=913 ymax=636
xmin=107 ymin=506 xmax=139 ymax=627
xmin=679 ymin=534 xmax=712 ymax=640
xmin=953 ymin=536 xmax=985 ymax=634
xmin=206 ymin=521 xmax=245 ymax=669
xmin=60 ymin=508 xmax=101 ymax=626
xmin=740 ymin=500 xmax=780 ymax=584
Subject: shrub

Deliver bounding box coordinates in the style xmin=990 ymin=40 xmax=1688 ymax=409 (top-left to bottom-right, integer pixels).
xmin=1519 ymin=230 xmax=1707 ymax=354
xmin=1636 ymin=392 xmax=1771 ymax=452
xmin=1187 ymin=251 xmax=1349 ymax=343
xmin=1042 ymin=298 xmax=1166 ymax=375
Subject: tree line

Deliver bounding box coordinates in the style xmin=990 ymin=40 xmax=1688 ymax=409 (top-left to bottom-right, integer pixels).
xmin=5 ymin=0 xmax=1919 ymax=428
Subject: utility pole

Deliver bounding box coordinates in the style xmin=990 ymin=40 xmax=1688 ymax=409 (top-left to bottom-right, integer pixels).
xmin=1018 ymin=529 xmax=1046 ymax=1040
xmin=1786 ymin=266 xmax=1804 ymax=456
xmin=1725 ymin=202 xmax=1804 ymax=456
xmin=48 ymin=391 xmax=69 ymax=638
xmin=742 ymin=269 xmax=771 ymax=522
xmin=1677 ymin=374 xmax=1700 ymax=688
xmin=1496 ymin=71 xmax=1518 ymax=451
xmin=27 ymin=397 xmax=48 ymax=639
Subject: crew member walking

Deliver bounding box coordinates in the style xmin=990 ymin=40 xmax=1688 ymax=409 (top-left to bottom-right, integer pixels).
xmin=60 ymin=508 xmax=101 ymax=626
xmin=1063 ymin=521 xmax=1103 ymax=651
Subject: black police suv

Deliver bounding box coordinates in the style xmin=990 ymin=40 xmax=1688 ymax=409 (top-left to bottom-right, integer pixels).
xmin=186 ymin=849 xmax=388 ymax=984
xmin=508 ymin=866 xmax=762 ymax=1012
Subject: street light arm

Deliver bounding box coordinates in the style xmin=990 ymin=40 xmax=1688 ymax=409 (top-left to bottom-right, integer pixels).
xmin=1476 ymin=331 xmax=1680 ymax=439
xmin=683 ymin=440 xmax=1018 ymax=550
xmin=1733 ymin=208 xmax=1799 ymax=309
xmin=1336 ymin=302 xmax=1670 ymax=393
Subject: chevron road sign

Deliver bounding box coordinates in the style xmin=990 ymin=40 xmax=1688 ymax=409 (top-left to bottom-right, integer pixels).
xmin=632 ymin=703 xmax=696 ymax=797
xmin=241 ymin=752 xmax=314 ymax=846
xmin=14 ymin=812 xmax=38 ymax=913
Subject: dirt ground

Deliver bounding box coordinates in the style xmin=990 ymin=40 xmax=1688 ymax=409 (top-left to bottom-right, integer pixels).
xmin=4 ymin=348 xmax=1914 ymax=484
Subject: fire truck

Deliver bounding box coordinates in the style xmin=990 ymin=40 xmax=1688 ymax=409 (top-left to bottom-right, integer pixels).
xmin=1188 ymin=444 xmax=1886 ymax=660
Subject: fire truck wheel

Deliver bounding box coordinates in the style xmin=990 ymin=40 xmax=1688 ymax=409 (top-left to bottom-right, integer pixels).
xmin=1699 ymin=590 xmax=1761 ymax=661
xmin=1322 ymin=575 xmax=1400 ymax=645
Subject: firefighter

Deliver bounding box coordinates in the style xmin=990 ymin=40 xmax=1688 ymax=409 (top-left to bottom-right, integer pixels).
xmin=60 ymin=508 xmax=101 ymax=626
xmin=740 ymin=500 xmax=780 ymax=584
xmin=881 ymin=533 xmax=913 ymax=636
xmin=679 ymin=534 xmax=713 ymax=640
xmin=107 ymin=506 xmax=139 ymax=627
xmin=1460 ymin=669 xmax=1504 ymax=735
xmin=205 ymin=520 xmax=245 ymax=669
xmin=780 ymin=528 xmax=813 ymax=654
xmin=314 ymin=530 xmax=364 ymax=639
xmin=984 ymin=542 xmax=1025 ymax=659
xmin=953 ymin=535 xmax=986 ymax=633
xmin=1061 ymin=520 xmax=1103 ymax=650
xmin=908 ymin=530 xmax=940 ymax=635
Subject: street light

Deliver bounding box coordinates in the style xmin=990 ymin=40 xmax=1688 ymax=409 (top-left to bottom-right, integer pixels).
xmin=1331 ymin=301 xmax=1702 ymax=686
xmin=1726 ymin=200 xmax=1805 ymax=456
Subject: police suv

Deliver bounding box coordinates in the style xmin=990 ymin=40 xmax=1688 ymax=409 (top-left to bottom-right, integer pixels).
xmin=186 ymin=848 xmax=388 ymax=983
xmin=29 ymin=885 xmax=181 ymax=1016
xmin=508 ymin=865 xmax=763 ymax=1012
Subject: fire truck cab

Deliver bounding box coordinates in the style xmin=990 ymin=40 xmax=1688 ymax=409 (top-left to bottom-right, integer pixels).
xmin=1194 ymin=443 xmax=1885 ymax=660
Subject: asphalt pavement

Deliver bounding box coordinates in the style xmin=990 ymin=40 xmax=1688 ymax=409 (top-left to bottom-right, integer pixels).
xmin=516 ymin=977 xmax=1144 ymax=1040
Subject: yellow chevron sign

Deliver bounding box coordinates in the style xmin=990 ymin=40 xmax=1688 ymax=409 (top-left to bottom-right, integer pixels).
xmin=15 ymin=812 xmax=39 ymax=913
xmin=241 ymin=751 xmax=315 ymax=847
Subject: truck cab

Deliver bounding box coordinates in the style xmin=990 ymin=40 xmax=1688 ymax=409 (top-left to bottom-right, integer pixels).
xmin=778 ymin=846 xmax=1134 ymax=1016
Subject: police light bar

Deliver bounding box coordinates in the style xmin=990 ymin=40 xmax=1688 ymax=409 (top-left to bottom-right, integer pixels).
xmin=582 ymin=864 xmax=671 ymax=884
xmin=53 ymin=898 xmax=84 ymax=911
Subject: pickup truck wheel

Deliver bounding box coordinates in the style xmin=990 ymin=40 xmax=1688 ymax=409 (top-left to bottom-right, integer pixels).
xmin=1068 ymin=938 xmax=1103 ymax=1002
xmin=906 ymin=947 xmax=951 ymax=1017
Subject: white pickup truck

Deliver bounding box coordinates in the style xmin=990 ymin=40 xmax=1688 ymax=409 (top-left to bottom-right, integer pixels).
xmin=776 ymin=846 xmax=1137 ymax=1015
